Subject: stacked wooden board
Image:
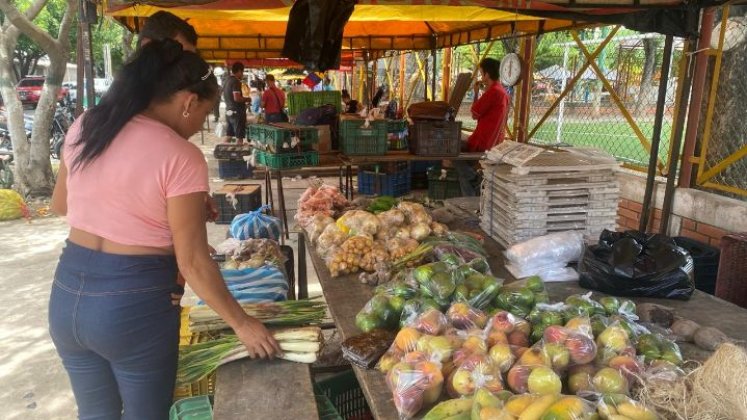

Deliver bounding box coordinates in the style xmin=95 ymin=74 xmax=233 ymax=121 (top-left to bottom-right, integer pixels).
xmin=480 ymin=147 xmax=619 ymax=247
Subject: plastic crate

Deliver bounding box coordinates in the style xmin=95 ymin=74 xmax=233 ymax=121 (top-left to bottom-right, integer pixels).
xmin=386 ymin=119 xmax=408 ymax=133
xmin=255 ymin=149 xmax=319 ymax=169
xmin=674 ymin=236 xmax=720 ymax=295
xmin=358 ymin=163 xmax=411 ymax=197
xmin=314 ymin=370 xmax=372 ymax=420
xmin=248 ymin=123 xmax=319 ymax=152
xmin=175 ymin=308 xmax=216 ymax=400
xmin=411 ymin=160 xmax=440 ymax=174
xmin=715 ymin=233 xmax=747 ymax=308
xmin=340 ymin=119 xmax=388 ymax=156
xmin=169 ymin=396 xmax=213 ymax=420
xmin=218 ymin=160 xmax=252 ymax=179
xmin=287 ymin=91 xmax=342 ymax=115
xmin=316 ymin=395 xmax=343 ymax=420
xmin=410 ymin=120 xmax=462 ymax=157
xmin=427 ymin=167 xmax=462 ymax=200
xmin=213 ymin=144 xmax=252 ymax=160
xmin=213 ymin=184 xmax=262 ymax=225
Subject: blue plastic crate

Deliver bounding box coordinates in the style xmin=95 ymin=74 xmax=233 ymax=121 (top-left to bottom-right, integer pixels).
xmin=218 ymin=160 xmax=252 ymax=179
xmin=358 ymin=163 xmax=411 ymax=197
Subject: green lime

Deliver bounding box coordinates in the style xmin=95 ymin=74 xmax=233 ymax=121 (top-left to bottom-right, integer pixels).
xmin=389 ymin=296 xmax=406 ymax=313
xmin=355 ymin=313 xmax=381 ymax=332
xmin=525 ymin=275 xmax=544 ymax=292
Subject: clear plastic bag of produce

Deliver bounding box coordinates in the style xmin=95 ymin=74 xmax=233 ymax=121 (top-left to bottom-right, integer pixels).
xmin=445 ymin=302 xmax=489 ymax=330
xmin=446 ymin=354 xmax=505 ymax=398
xmin=399 ymin=297 xmax=443 ymax=329
xmin=325 ymin=234 xmax=375 ymax=277
xmin=0 ymin=189 xmax=28 ymax=221
xmin=424 ymin=231 xmax=487 ymax=259
xmin=303 ymin=213 xmax=335 ymax=243
xmin=386 ymin=354 xmax=444 ymax=419
xmin=412 ymin=261 xmax=463 ymax=306
xmin=367 ymin=196 xmax=398 ymax=214
xmin=527 ymin=322 xmax=598 ymax=375
xmin=434 ymin=244 xmax=491 ymax=272
xmin=564 ymin=292 xmax=607 ymax=319
xmin=578 ymin=230 xmax=695 ymax=300
xmin=217 ymin=238 xmax=287 ymax=267
xmin=596 ymin=295 xmax=637 ymax=317
xmin=355 ymin=292 xmax=405 ymax=333
xmin=453 ymin=266 xmax=502 ymax=310
xmin=595 ymin=321 xmax=639 ymax=369
xmin=484 ymin=311 xmax=531 ymax=372
xmin=596 ymin=394 xmax=659 ymax=420
xmin=316 ymin=223 xmax=348 ymax=255
xmin=406 ymin=308 xmax=450 ymax=336
xmin=397 ymin=201 xmax=432 ymax=225
xmin=451 ymin=328 xmax=490 ymax=369
xmin=494 ymin=276 xmax=547 ymax=319
xmin=500 ymin=394 xmax=597 ymax=419
xmin=336 ymin=209 xmax=380 ymax=236
xmin=635 ymin=332 xmax=683 ymax=366
xmin=527 ymin=303 xmax=570 ymax=343
xmin=341 ymin=328 xmax=396 ymax=369
xmin=504 ymin=231 xmax=585 ymax=272
xmin=376 ymin=208 xmax=406 ymax=228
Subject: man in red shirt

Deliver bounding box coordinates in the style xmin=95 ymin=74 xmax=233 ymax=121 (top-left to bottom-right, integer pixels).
xmin=261 ymin=74 xmax=288 ymax=123
xmin=455 ymin=57 xmax=510 ymax=196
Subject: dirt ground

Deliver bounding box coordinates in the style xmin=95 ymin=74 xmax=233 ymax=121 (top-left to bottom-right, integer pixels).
xmin=0 ymin=125 xmax=328 ymax=419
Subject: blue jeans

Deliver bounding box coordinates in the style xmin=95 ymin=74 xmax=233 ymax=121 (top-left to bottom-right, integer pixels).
xmin=49 ymin=241 xmax=180 ymax=420
xmin=453 ymin=160 xmax=479 ymax=196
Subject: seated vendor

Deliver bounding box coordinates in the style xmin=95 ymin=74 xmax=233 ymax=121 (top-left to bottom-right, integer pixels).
xmin=342 ymin=90 xmax=361 ymax=114
xmin=453 ymin=57 xmax=510 ymax=196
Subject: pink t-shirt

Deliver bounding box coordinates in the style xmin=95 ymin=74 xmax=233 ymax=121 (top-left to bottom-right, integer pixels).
xmin=64 ymin=114 xmax=209 ymax=248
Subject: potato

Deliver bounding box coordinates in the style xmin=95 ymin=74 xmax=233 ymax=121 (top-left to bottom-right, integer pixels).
xmin=693 ymin=326 xmax=730 ymax=351
xmin=670 ymin=319 xmax=701 ymax=342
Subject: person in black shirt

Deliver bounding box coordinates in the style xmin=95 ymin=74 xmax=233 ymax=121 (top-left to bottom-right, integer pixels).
xmin=341 ymin=90 xmax=360 ymax=114
xmin=223 ymin=62 xmax=250 ymax=143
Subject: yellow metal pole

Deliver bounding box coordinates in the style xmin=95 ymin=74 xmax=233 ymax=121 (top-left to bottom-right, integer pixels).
xmin=399 ymin=53 xmax=406 ymax=109
xmin=572 ymin=29 xmax=666 ymax=172
xmin=414 ymin=52 xmax=428 ymax=99
xmin=527 ymin=27 xmax=620 ymax=140
xmin=698 ymin=145 xmax=747 ymax=183
xmin=696 ymin=7 xmax=729 ymax=185
xmin=357 ymin=62 xmax=365 ymax=103
xmin=442 ymin=47 xmax=452 ymax=102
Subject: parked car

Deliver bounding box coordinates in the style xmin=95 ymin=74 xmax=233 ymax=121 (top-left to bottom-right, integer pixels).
xmin=63 ymin=78 xmax=109 ymax=106
xmin=16 ymin=76 xmax=69 ymax=107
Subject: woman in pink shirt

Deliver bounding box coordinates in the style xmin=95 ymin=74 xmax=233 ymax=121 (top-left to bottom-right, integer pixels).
xmin=49 ymin=40 xmax=280 ymax=419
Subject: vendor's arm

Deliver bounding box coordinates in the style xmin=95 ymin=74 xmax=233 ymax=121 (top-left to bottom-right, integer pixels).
xmin=168 ymin=192 xmax=281 ymax=359
xmin=470 ymin=86 xmax=495 ymax=120
xmin=51 ymin=154 xmax=68 ymax=216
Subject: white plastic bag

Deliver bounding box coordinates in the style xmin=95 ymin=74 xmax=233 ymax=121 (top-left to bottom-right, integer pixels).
xmin=214 ymin=121 xmax=225 ymax=137
xmin=504 ymin=231 xmax=585 ymax=270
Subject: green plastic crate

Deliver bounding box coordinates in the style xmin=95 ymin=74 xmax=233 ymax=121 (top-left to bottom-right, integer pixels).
xmin=255 ymin=149 xmax=319 ymax=169
xmin=287 ymin=91 xmax=342 ymax=115
xmin=169 ymin=396 xmax=213 ymax=420
xmin=316 ymin=394 xmax=343 ymax=420
xmin=314 ymin=370 xmax=371 ymax=420
xmin=248 ymin=124 xmax=319 ymax=152
xmin=386 ymin=119 xmax=408 ymax=133
xmin=427 ymin=167 xmax=462 ymax=200
xmin=340 ymin=119 xmax=388 ymax=156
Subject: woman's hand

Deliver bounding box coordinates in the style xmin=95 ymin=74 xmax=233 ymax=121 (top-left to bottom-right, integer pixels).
xmin=235 ymin=317 xmax=282 ymax=359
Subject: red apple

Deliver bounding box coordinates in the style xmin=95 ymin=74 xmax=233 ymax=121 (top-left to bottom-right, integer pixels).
xmin=543 ymin=325 xmax=570 ymax=344
xmin=490 ymin=311 xmax=516 ymax=334
xmin=507 ymin=364 xmax=531 ymax=394
xmin=508 ymin=330 xmax=530 ymax=348
xmin=566 ymin=333 xmax=597 ymax=365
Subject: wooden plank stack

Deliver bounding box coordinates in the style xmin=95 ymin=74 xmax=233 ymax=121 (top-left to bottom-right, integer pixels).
xmin=480 ymin=147 xmax=620 ymax=247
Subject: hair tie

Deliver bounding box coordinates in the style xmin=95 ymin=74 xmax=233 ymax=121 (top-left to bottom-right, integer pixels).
xmin=201 ymin=68 xmax=212 ymax=81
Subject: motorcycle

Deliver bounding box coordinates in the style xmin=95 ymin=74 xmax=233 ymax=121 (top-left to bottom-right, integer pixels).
xmin=0 ymin=105 xmax=72 ymax=159
xmin=0 ymin=151 xmax=13 ymax=189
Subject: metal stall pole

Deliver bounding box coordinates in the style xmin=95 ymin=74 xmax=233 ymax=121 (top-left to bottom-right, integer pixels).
xmin=660 ymin=39 xmax=696 ymax=234
xmin=639 ymin=34 xmax=674 ymax=233
xmin=431 ymin=48 xmax=437 ymax=102
xmin=442 ymin=48 xmax=452 ymax=102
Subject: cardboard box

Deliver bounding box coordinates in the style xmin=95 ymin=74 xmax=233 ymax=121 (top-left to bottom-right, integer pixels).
xmin=314 ymin=124 xmax=332 ymax=153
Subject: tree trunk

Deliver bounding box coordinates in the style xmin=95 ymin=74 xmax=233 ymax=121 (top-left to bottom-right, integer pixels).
xmin=635 ymin=38 xmax=659 ymax=115
xmin=0 ymin=0 xmax=76 ymax=197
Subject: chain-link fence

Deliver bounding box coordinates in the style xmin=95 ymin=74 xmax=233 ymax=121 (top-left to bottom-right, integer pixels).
xmin=527 ymin=28 xmax=681 ymax=172
xmin=694 ymin=6 xmax=747 ymax=199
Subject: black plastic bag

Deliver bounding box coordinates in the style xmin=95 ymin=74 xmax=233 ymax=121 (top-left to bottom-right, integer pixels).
xmin=578 ymin=230 xmax=695 ymax=300
xmin=282 ymin=0 xmax=355 ymax=71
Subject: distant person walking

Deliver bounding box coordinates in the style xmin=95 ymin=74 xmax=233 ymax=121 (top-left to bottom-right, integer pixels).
xmin=223 ymin=62 xmax=250 ymax=143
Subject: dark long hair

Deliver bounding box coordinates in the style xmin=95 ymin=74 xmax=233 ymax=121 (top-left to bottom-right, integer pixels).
xmin=72 ymin=39 xmax=218 ymax=170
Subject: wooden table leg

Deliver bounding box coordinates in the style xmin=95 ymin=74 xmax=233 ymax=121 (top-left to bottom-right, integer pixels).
xmin=347 ymin=164 xmax=354 ymax=200
xmin=297 ymin=232 xmax=308 ymax=299
xmin=265 ymin=169 xmax=274 ymax=211
xmin=339 ymin=165 xmax=344 ymax=194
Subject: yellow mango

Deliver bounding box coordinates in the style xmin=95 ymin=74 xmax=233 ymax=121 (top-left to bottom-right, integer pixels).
xmin=505 ymin=395 xmax=540 ymax=416
xmin=606 ymin=416 xmax=634 ymax=420
xmin=616 ymin=403 xmax=657 ymax=420
xmin=518 ymin=394 xmax=558 ymax=420
xmin=539 ymin=396 xmax=586 ymax=420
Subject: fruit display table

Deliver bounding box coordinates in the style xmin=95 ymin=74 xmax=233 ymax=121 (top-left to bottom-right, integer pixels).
xmin=307 ymin=220 xmax=747 ymax=419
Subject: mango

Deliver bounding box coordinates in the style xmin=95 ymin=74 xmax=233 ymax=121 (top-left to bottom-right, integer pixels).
xmin=424 ymin=398 xmax=474 ymax=420
xmin=539 ymin=396 xmax=586 ymax=420
xmin=504 ymin=395 xmax=539 ymax=417
xmin=616 ymin=402 xmax=658 ymax=420
xmin=517 ymin=394 xmax=558 ymax=420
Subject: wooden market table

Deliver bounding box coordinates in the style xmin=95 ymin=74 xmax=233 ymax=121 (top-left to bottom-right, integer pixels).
xmin=307 ymin=221 xmax=747 ymax=419
xmin=338 ymin=151 xmax=484 ymax=199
